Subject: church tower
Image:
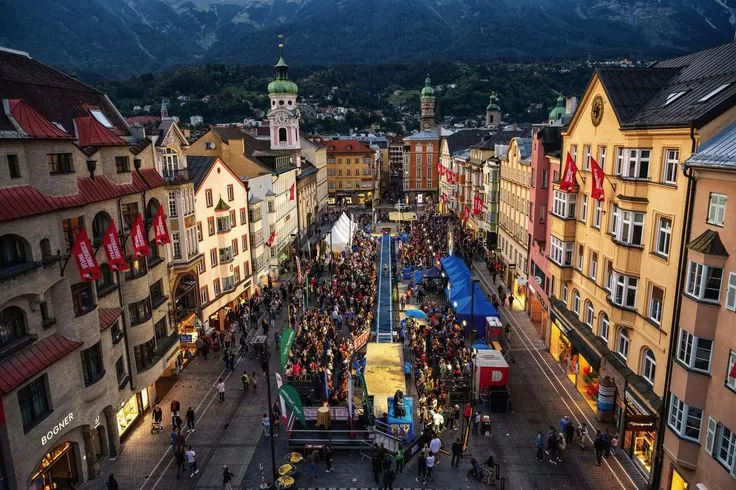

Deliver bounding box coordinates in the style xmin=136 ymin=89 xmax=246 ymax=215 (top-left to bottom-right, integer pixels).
xmin=420 ymin=75 xmax=436 ymax=131
xmin=485 ymin=92 xmax=501 ymax=128
xmin=266 ymin=46 xmax=300 ymax=151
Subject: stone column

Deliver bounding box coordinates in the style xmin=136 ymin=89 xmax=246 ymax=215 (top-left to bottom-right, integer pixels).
xmin=104 ymin=406 xmax=120 ymax=459
xmin=81 ymin=427 xmax=97 ymax=480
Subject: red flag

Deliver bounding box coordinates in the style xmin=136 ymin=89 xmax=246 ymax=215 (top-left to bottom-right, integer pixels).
xmin=130 ymin=213 xmax=150 ymax=257
xmin=559 ymin=152 xmax=578 ymax=192
xmin=463 ymin=205 xmax=470 ymax=221
xmin=295 ymin=256 xmax=302 ymax=284
xmin=289 ymin=183 xmax=295 ymax=201
xmin=473 ymin=195 xmax=483 ymax=215
xmin=153 ymin=206 xmax=171 ymax=245
xmin=266 ymin=231 xmax=277 ymax=247
xmin=441 ymin=193 xmax=448 ymax=204
xmin=72 ymin=227 xmax=101 ymax=282
xmin=102 ymin=220 xmax=128 ymax=271
xmin=590 ymin=156 xmax=605 ymax=201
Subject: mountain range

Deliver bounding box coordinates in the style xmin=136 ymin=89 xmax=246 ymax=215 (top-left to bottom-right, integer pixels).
xmin=1 ymin=0 xmax=735 ymax=80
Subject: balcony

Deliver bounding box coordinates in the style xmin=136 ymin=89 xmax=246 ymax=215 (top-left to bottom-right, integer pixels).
xmin=162 ymin=168 xmax=193 ymax=185
xmin=0 ymin=261 xmax=42 ymax=282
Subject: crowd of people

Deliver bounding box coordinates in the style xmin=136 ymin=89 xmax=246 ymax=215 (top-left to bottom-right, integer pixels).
xmin=283 ymin=232 xmax=378 ymax=405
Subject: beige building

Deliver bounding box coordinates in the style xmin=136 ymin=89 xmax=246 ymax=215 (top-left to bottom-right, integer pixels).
xmin=0 ymin=48 xmax=178 ymax=488
xmin=662 ymin=123 xmax=736 ymax=489
xmin=498 ymin=137 xmax=532 ymax=307
xmin=326 ymin=139 xmax=376 ymax=205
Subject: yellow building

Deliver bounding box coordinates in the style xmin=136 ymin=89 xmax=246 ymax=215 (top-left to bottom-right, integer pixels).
xmin=546 ymin=43 xmax=736 ymax=485
xmin=498 ymin=137 xmax=532 ymax=309
xmin=325 ymin=139 xmax=376 ymax=205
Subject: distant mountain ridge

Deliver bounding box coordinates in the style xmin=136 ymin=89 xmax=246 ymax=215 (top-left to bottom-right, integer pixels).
xmin=0 ymin=0 xmax=734 ymax=80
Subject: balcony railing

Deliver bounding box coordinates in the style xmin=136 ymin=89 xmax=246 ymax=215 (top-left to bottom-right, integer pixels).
xmin=163 ymin=168 xmax=193 ymax=185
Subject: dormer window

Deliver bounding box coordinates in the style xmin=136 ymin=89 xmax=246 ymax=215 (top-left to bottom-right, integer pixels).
xmin=90 ymin=109 xmax=113 ymax=128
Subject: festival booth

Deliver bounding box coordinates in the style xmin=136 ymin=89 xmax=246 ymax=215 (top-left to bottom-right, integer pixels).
xmin=453 ymin=283 xmax=499 ymax=338
xmin=386 ymin=395 xmax=415 ymax=441
xmin=330 ymin=213 xmax=356 ymax=252
xmin=473 ymin=349 xmax=511 ymax=413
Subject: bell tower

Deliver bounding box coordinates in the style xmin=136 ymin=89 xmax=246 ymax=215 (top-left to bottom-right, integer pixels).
xmin=420 ymin=75 xmax=436 ymax=131
xmin=266 ymin=39 xmax=300 ymax=151
xmin=485 ymin=92 xmax=501 ymax=128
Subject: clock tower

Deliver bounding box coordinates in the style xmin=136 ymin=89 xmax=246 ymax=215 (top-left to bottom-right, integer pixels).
xmin=267 ymin=51 xmax=300 ymax=152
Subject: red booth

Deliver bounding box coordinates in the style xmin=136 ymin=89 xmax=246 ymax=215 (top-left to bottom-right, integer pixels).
xmin=474 ymin=349 xmax=509 ymax=399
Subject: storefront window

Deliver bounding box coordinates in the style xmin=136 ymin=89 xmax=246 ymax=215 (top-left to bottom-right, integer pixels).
xmin=669 ymin=468 xmax=688 ymax=490
xmin=576 ymin=355 xmax=599 ymax=412
xmin=116 ymin=395 xmax=140 ymax=436
xmin=30 ymin=442 xmax=77 ymax=490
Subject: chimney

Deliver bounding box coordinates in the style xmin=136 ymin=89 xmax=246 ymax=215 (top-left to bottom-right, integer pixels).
xmin=133 ymin=158 xmax=142 ymax=171
xmin=129 ymin=126 xmax=146 ymax=139
xmin=566 ymin=97 xmax=578 ymax=115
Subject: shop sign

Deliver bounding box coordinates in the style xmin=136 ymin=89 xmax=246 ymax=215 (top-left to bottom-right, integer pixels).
xmin=625 ymin=389 xmax=651 ymax=416
xmin=626 ymin=415 xmax=657 ymax=432
xmin=180 ymin=334 xmax=193 ymax=343
xmin=536 ymin=292 xmax=548 ymax=312
xmin=41 ymin=412 xmax=74 ymax=446
xmin=354 ymin=330 xmax=370 ymax=350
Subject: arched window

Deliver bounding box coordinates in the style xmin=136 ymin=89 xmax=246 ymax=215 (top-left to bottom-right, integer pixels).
xmin=642 ymin=349 xmax=656 ymax=384
xmin=92 ymin=211 xmax=112 ymax=246
xmin=617 ymin=329 xmax=630 ymax=359
xmin=0 ymin=234 xmax=30 ymax=268
xmin=572 ymin=290 xmax=581 ymax=315
xmin=162 ymin=148 xmax=179 ymax=178
xmin=146 ymin=198 xmax=160 ymax=221
xmin=585 ymin=301 xmax=594 ymax=327
xmin=278 ymin=128 xmax=287 ymax=143
xmin=0 ymin=306 xmax=26 ymax=346
xmin=489 ymin=115 xmax=495 ymax=123
xmin=598 ymin=313 xmax=609 ymax=342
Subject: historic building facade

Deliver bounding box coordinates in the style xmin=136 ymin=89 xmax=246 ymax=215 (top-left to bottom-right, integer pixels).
xmin=325 ymin=139 xmax=376 ymax=205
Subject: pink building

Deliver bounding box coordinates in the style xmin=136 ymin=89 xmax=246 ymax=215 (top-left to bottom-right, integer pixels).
xmin=527 ymin=126 xmax=561 ymax=338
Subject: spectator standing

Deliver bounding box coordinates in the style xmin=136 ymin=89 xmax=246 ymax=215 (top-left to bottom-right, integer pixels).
xmin=451 ymin=438 xmax=462 ymax=467
xmin=222 ymin=465 xmax=234 ymax=490
xmin=425 ymin=453 xmax=435 ymax=482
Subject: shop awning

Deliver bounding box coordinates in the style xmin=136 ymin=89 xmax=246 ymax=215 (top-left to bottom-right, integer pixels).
xmin=551 ymin=299 xmax=601 ymax=371
xmin=0 ymin=334 xmax=82 ymax=394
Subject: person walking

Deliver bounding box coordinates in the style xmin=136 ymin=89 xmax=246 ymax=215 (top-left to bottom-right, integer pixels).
xmin=186 ymin=407 xmax=195 ymax=432
xmin=372 ymin=452 xmax=383 ymax=484
xmin=602 ymin=429 xmax=612 ymax=457
xmin=559 ymin=416 xmax=570 ymax=437
xmin=472 ymin=412 xmax=481 ymax=436
xmin=262 ymin=413 xmax=271 ymax=438
xmin=251 ymin=371 xmax=258 ymax=393
xmin=611 ymin=432 xmax=620 ymax=455
xmin=325 ymin=444 xmax=334 ymax=473
xmin=382 ymin=465 xmax=396 ymax=490
xmin=576 ymin=423 xmax=588 ymax=449
xmin=594 ymin=432 xmax=605 ymax=466
xmin=152 ymin=405 xmax=163 ymax=425
xmin=394 ymin=445 xmax=404 ymax=473
xmin=106 ymin=475 xmax=119 ymax=490
xmin=425 ymin=452 xmax=436 ymax=482
xmin=185 ymin=446 xmax=198 ymax=477
xmin=451 ymin=438 xmax=462 ymax=467
xmin=429 ymin=435 xmax=442 ymax=464
xmin=216 ymin=379 xmax=225 ymax=402
xmin=565 ymin=419 xmax=575 ymax=444
xmin=536 ymin=431 xmax=545 ymax=461
xmin=306 ymin=450 xmax=318 ymax=480
xmin=415 ymin=452 xmax=427 ymax=483
xmin=222 ymin=465 xmax=234 ymax=490
xmin=170 ymin=428 xmax=179 ymax=454
xmin=241 ymin=371 xmax=249 ymax=392
xmin=175 ymin=446 xmax=186 ymax=478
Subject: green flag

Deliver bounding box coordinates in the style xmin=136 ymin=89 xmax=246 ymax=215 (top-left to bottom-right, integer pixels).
xmin=279 ymin=327 xmax=296 ymax=370
xmin=279 ymin=383 xmax=306 ymax=428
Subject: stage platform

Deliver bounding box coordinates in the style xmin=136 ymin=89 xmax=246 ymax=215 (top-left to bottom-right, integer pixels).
xmin=364 ymin=342 xmax=405 ymax=416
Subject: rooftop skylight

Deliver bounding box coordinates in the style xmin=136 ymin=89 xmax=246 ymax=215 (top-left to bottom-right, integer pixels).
xmin=698 ymin=83 xmax=731 ymax=103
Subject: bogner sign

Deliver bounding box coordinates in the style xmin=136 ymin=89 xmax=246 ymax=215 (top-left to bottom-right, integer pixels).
xmin=41 ymin=412 xmax=74 ymax=446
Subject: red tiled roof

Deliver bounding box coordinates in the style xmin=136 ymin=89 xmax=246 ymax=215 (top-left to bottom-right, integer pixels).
xmin=0 ymin=334 xmax=82 ymax=395
xmin=99 ymin=308 xmax=122 ymax=331
xmin=7 ymin=99 xmax=71 ymax=139
xmin=0 ymin=169 xmax=166 ymax=223
xmin=324 ymin=139 xmax=373 ymax=154
xmin=75 ymin=115 xmax=127 ymax=147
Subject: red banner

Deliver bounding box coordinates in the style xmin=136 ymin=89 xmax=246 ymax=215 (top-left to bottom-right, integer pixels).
xmin=441 ymin=193 xmax=448 ymax=204
xmin=473 ymin=195 xmax=483 ymax=215
xmin=153 ymin=206 xmax=171 ymax=245
xmin=447 ymin=170 xmax=456 ymax=185
xmin=590 ymin=156 xmax=605 ymax=201
xmin=102 ymin=220 xmax=128 ymax=271
xmin=130 ymin=213 xmax=150 ymax=257
xmin=355 ymin=329 xmax=370 ymax=350
xmin=295 ymin=256 xmax=302 ymax=284
xmin=463 ymin=205 xmax=470 ymax=221
xmin=266 ymin=231 xmax=277 ymax=248
xmin=560 ymin=152 xmax=578 ymax=192
xmin=289 ymin=183 xmax=295 ymax=201
xmin=437 ymin=164 xmax=444 ymax=177
xmin=72 ymin=227 xmax=101 ymax=282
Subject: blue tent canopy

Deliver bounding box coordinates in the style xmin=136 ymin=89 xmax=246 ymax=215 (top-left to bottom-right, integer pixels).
xmin=453 ymin=283 xmax=499 ymax=337
xmin=414 ymin=269 xmax=424 ymax=284
xmin=423 ymin=266 xmax=442 ymax=279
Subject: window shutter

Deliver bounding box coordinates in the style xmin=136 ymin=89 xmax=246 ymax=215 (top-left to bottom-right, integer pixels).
xmin=705 ymin=416 xmax=717 ymax=456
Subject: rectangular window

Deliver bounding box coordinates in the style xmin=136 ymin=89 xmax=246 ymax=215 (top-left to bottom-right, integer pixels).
xmin=550 ymin=236 xmax=573 ymax=267
xmin=228 ymin=210 xmax=236 ymax=229
xmin=7 ymin=154 xmax=20 ymax=178
xmin=80 ymin=342 xmax=104 ymax=386
xmin=539 ymin=204 xmax=546 ymax=224
xmin=205 ymin=189 xmax=213 ymax=207
xmin=47 ymin=153 xmax=73 ymax=174
xmin=18 ymin=376 xmax=50 ymax=431
xmin=597 ymin=146 xmax=607 ymax=171
xmin=541 ymin=169 xmax=548 ymax=188
xmin=115 ymin=356 xmax=127 ymax=388
xmin=708 ymin=193 xmax=727 ymax=226
xmin=240 ymin=208 xmax=246 ymax=225
xmin=210 ymin=249 xmax=218 ymax=268
xmin=580 ymin=194 xmax=588 ymax=223
xmin=150 ymin=279 xmax=165 ymax=306
xmin=62 ymin=216 xmax=85 ymax=252
xmin=677 ymin=329 xmax=713 ymax=373
xmin=611 ymin=206 xmax=645 ymax=246
xmin=726 ymin=273 xmax=736 ymax=311
xmin=115 ymin=156 xmax=130 ymax=173
xmin=727 ymin=351 xmax=736 ymax=392
xmin=593 ymin=200 xmax=602 ymax=229
xmin=686 ymin=261 xmax=723 ymax=303
xmin=590 ymin=252 xmax=598 ymax=281
xmin=570 ymin=145 xmax=577 ymax=165
xmin=715 ymin=423 xmax=736 ymax=470
xmin=241 ymin=235 xmax=248 ymax=252
xmin=552 ymin=190 xmax=576 ymax=219
xmin=663 ymin=149 xmax=679 ymax=184
xmin=668 ymin=394 xmax=702 ymax=442
xmin=213 ymin=279 xmax=221 ymax=297
xmin=71 ymin=282 xmax=95 ymax=317
xmin=232 ymin=239 xmax=239 ymax=256
xmin=584 ymin=145 xmax=591 ymax=171
xmin=171 ymin=231 xmax=181 ymax=259
xmin=168 ymin=192 xmax=177 ymax=218
xmin=200 ymin=286 xmax=209 ymax=305
xmin=605 ymin=261 xmax=613 ymax=292
xmin=227 ymin=184 xmax=234 ymax=201
xmin=129 ymin=297 xmax=152 ymax=326
xmin=648 ymin=285 xmax=664 ymax=325
xmin=610 ymin=272 xmax=638 ymax=309
xmin=120 ymin=202 xmax=139 ymax=231
xmin=577 ymin=244 xmax=584 ymax=271
xmin=196 ymin=222 xmax=203 ymax=242
xmin=133 ymin=338 xmax=156 ymax=372
xmin=655 ymin=217 xmax=672 ymax=257
xmin=618 ymin=148 xmax=651 ymax=179
xmin=207 ymin=217 xmax=216 ymax=236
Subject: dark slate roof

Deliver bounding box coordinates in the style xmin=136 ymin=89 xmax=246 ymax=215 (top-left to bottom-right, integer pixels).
xmin=212 ymin=126 xmax=248 ymax=143
xmin=685 ymin=121 xmax=736 ymax=169
xmin=186 ymin=155 xmax=218 ymax=192
xmin=298 ymin=161 xmax=318 ymax=180
xmin=445 ymin=129 xmax=491 ymax=154
xmin=537 ymin=126 xmax=562 ymax=157
xmin=472 ymin=129 xmax=529 ymax=151
xmin=597 ymin=42 xmax=736 ymax=129
xmin=0 ymin=48 xmax=128 ymax=137
xmin=516 ymin=138 xmax=532 ymax=161
xmin=687 ymin=229 xmax=729 ymax=257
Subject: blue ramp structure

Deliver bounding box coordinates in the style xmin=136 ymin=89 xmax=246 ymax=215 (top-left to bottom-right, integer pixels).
xmin=375 ymin=233 xmax=393 ymax=343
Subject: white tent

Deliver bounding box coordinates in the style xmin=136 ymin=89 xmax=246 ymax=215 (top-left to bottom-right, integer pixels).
xmin=330 ymin=213 xmax=356 ymax=252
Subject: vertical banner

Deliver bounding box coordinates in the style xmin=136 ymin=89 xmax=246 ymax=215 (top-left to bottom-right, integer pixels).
xmin=153 ymin=206 xmax=171 ymax=244
xmin=278 ymin=383 xmax=306 ymax=428
xmin=101 ymin=220 xmax=128 ymax=271
xmin=130 ymin=213 xmax=150 ymax=257
xmin=590 ymin=156 xmax=606 ymax=201
xmin=559 ymin=152 xmax=578 ymax=192
xmin=295 ymin=256 xmax=302 ymax=284
xmin=279 ymin=327 xmax=296 ymax=369
xmin=274 ymin=373 xmax=288 ymax=425
xmin=72 ymin=227 xmax=101 ymax=282
xmin=347 ymin=369 xmax=354 ymax=419
xmin=289 ymin=183 xmax=295 ymax=201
